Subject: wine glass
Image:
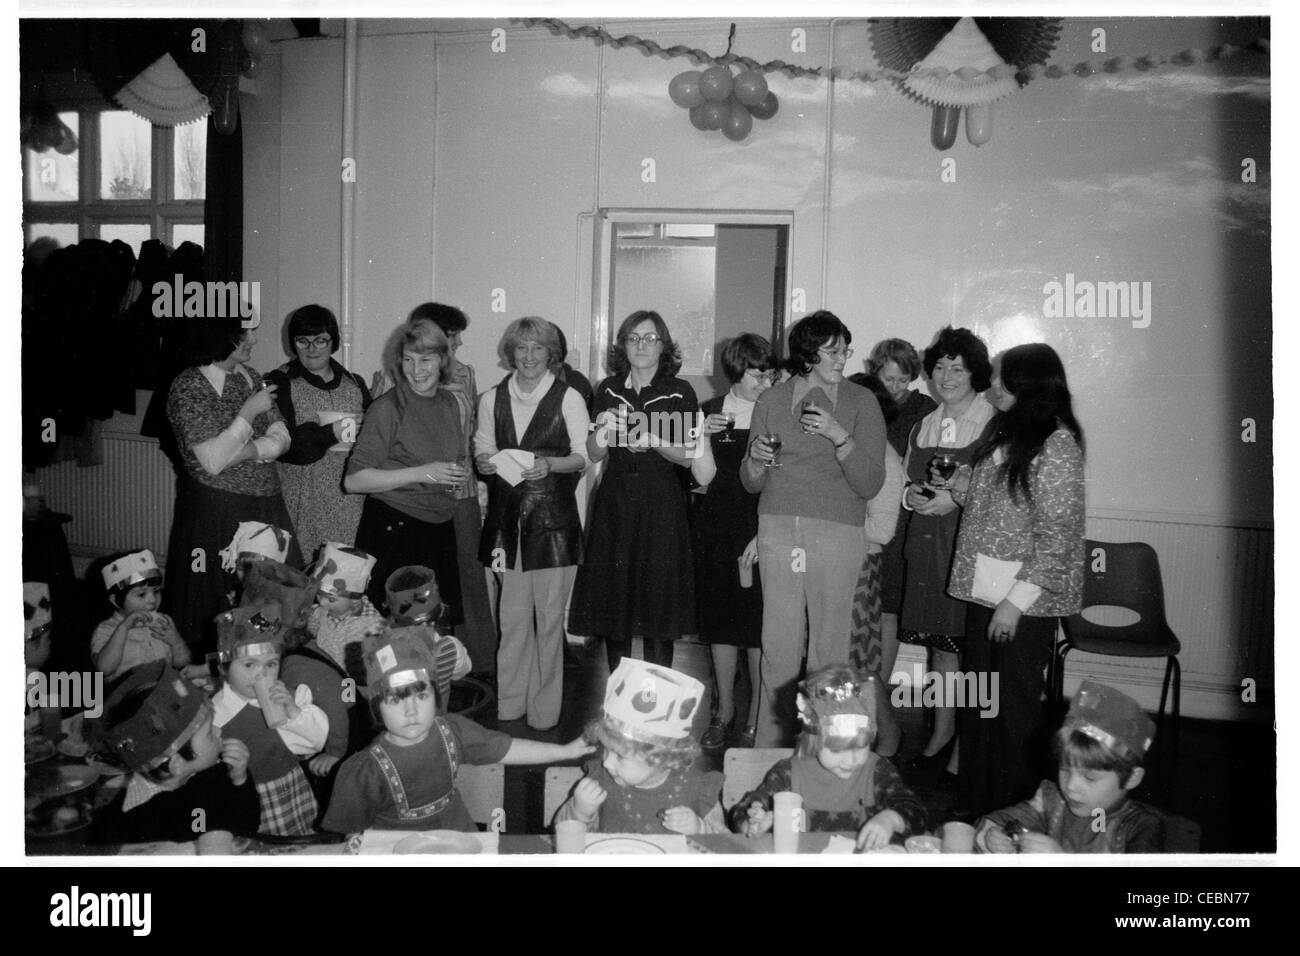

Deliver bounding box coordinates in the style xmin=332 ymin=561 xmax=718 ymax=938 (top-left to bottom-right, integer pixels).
xmin=718 ymin=411 xmax=737 ymax=443
xmin=765 ymin=432 xmax=783 ymax=468
xmin=927 ymin=453 xmax=959 ymax=488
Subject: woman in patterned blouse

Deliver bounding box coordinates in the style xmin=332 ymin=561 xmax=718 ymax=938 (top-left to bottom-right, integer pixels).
xmin=165 ymin=318 xmax=298 ymax=654
xmin=947 ymin=343 xmax=1086 ymax=816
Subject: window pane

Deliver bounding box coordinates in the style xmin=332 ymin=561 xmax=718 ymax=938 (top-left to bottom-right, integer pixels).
xmin=98 ymin=222 xmax=151 ymax=255
xmin=99 ymin=111 xmax=152 ymax=200
xmin=172 ymin=223 xmax=205 ymax=248
xmin=25 ymin=112 xmax=79 ymax=202
xmin=173 ymin=121 xmax=207 ymax=200
xmin=26 ymin=223 xmax=79 ymax=248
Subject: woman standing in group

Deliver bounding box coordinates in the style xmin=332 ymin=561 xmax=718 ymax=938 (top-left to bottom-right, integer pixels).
xmin=569 ymin=310 xmax=699 ymax=669
xmin=899 ymin=327 xmax=996 ymax=780
xmin=165 ymin=319 xmax=297 ymax=653
xmin=742 ymin=311 xmax=887 ymax=747
xmin=475 ymin=317 xmax=590 ymax=731
xmin=266 ymin=305 xmax=372 ymax=565
xmin=949 ymin=343 xmax=1085 ymax=816
xmin=344 ymin=319 xmax=468 ymax=622
xmin=693 ymin=333 xmax=778 ymax=751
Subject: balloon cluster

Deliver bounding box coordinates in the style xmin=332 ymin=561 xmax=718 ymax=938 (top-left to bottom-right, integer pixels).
xmin=240 ymin=19 xmax=272 ymax=79
xmin=930 ymin=104 xmax=994 ymax=150
xmin=668 ymin=65 xmax=779 ymax=142
xmin=21 ymin=100 xmax=77 ymax=155
xmin=213 ymin=19 xmax=272 ymax=135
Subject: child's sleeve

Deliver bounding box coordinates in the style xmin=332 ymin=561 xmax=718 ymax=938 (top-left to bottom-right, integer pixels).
xmin=693 ymin=770 xmax=727 ymax=834
xmin=726 ymin=758 xmax=792 ymax=832
xmin=974 ymin=781 xmax=1052 ymax=852
xmin=872 ymin=756 xmax=927 ymax=837
xmin=321 ymin=751 xmax=384 ymax=834
xmin=277 ymin=684 xmax=329 ymax=756
xmin=444 ymin=713 xmax=512 ymax=766
xmin=1122 ymin=806 xmax=1167 ymax=853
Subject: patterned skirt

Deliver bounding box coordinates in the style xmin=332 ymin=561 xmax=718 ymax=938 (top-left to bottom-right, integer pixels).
xmin=848 ymin=552 xmax=884 ymax=677
xmin=255 ymin=766 xmax=319 ymax=836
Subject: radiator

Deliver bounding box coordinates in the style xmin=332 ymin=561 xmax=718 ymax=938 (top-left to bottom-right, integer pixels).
xmin=35 ymin=433 xmax=177 ymax=562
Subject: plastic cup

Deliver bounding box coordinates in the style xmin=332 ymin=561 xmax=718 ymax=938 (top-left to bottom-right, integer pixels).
xmin=555 ymin=820 xmax=587 ymax=854
xmin=941 ymin=821 xmax=976 ymax=853
xmin=905 ymin=835 xmax=943 ymax=854
xmin=253 ymin=675 xmax=289 ymax=729
xmin=772 ymin=791 xmax=803 ymax=853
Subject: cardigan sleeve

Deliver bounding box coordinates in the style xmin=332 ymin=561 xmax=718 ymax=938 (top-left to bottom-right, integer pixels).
xmin=1017 ymin=429 xmax=1086 ymax=603
xmin=725 ymin=757 xmax=793 ymax=831
xmin=268 ymin=366 xmax=339 ymax=466
xmin=837 ymin=390 xmax=887 ymax=502
xmin=872 ymin=756 xmax=926 ymax=836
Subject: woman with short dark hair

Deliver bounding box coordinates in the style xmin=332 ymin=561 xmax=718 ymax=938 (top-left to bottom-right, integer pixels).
xmin=165 ymin=318 xmax=297 ymax=653
xmin=265 ymin=305 xmax=372 ymax=564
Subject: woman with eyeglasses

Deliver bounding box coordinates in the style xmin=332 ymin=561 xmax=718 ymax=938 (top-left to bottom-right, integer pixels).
xmin=741 ymin=311 xmax=888 ymax=747
xmin=265 ymin=305 xmax=373 ymax=564
xmin=568 ymin=310 xmax=701 ymax=669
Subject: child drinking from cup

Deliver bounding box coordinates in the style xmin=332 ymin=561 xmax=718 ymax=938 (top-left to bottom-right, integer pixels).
xmin=92 ymin=549 xmax=191 ymax=680
xmin=554 ymin=660 xmax=725 ymax=834
xmin=975 ymin=681 xmax=1165 ymax=853
xmin=91 ymin=661 xmax=259 ymax=851
xmin=322 ymin=626 xmax=591 ymax=833
xmin=212 ymin=604 xmax=328 ymax=836
xmin=728 ymin=665 xmax=925 ymax=850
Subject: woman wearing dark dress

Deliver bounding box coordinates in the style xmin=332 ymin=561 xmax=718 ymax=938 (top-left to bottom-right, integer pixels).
xmin=265 ymin=305 xmax=372 ymax=566
xmin=692 ymin=334 xmax=778 ymax=750
xmin=568 ymin=310 xmax=700 ymax=669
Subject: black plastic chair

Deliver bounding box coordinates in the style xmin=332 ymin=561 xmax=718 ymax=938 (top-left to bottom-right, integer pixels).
xmin=1053 ymin=540 xmax=1181 ymax=771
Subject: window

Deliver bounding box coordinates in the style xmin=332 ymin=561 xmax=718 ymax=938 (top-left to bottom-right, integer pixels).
xmin=23 ymin=109 xmax=205 ymax=255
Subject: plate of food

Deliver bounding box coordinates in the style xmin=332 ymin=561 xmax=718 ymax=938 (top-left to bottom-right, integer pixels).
xmin=27 ymin=764 xmax=100 ymax=799
xmin=392 ymin=830 xmax=482 ymax=855
xmin=584 ymin=837 xmax=667 ymax=855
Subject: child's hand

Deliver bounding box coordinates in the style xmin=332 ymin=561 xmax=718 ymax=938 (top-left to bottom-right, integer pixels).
xmin=979 ymin=821 xmax=1018 ymax=854
xmin=123 ymin=610 xmax=155 ymax=631
xmin=269 ymin=680 xmax=300 ymax=720
xmin=563 ymin=736 xmax=597 ymax=761
xmin=856 ymin=810 xmax=904 ymax=851
xmin=221 ymin=738 xmax=250 ymax=786
xmin=571 ymin=778 xmax=607 ymax=820
xmin=742 ymin=802 xmax=774 ymax=837
xmin=1017 ymin=832 xmax=1064 ymax=854
xmin=660 ymin=806 xmax=702 ymax=835
xmin=308 ymin=754 xmax=340 ymax=777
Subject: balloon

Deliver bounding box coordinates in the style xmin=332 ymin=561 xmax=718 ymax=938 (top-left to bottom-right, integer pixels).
xmin=241 ymin=19 xmax=271 ymax=57
xmin=700 ymin=100 xmax=730 ymax=130
xmin=54 ymin=124 xmax=78 ymax=155
xmin=211 ymin=81 xmax=240 ymax=135
xmin=699 ymin=66 xmax=734 ymax=102
xmin=241 ymin=52 xmax=263 ymax=78
xmin=722 ymin=101 xmax=753 ymax=141
xmin=668 ymin=71 xmax=704 ymax=109
xmin=732 ymin=71 xmax=769 ymax=107
xmin=965 ymin=103 xmax=993 ymax=147
xmin=749 ymin=91 xmax=779 ymax=120
xmin=688 ymin=104 xmax=712 ymax=131
xmin=931 ymin=105 xmax=959 ymax=150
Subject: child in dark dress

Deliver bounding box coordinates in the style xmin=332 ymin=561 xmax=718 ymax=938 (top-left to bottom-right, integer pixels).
xmin=728 ymin=665 xmax=925 ymax=850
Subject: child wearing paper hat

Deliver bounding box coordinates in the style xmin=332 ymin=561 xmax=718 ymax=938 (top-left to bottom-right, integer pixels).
xmin=211 ymin=604 xmax=329 ymax=836
xmin=219 ymin=521 xmax=295 ymax=573
xmin=322 ymin=625 xmax=591 ymax=834
xmin=727 ymin=665 xmax=925 ymax=850
xmin=89 ymin=660 xmax=259 ymax=849
xmin=306 ymin=543 xmax=383 ymax=675
xmin=92 ymin=549 xmax=191 ymax=680
xmin=975 ymin=680 xmax=1165 ymax=853
xmin=554 ymin=659 xmax=726 ymax=835
xmin=381 ymin=566 xmax=472 ymax=699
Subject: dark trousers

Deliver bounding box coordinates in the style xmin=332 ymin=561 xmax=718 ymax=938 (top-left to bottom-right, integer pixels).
xmin=355 ymin=496 xmax=463 ymax=627
xmin=606 ymin=637 xmax=675 ymax=671
xmin=959 ymin=603 xmax=1059 ymax=817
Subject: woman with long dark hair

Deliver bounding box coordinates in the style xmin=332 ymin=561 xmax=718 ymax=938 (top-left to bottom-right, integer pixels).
xmin=568 ymin=310 xmax=699 ymax=669
xmin=948 ymin=343 xmax=1086 ymax=815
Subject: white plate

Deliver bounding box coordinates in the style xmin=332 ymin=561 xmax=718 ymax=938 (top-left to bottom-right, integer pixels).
xmin=392 ymin=830 xmax=482 ymax=855
xmin=584 ymin=837 xmax=667 ymax=855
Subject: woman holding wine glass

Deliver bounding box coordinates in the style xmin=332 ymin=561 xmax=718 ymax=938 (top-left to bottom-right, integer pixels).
xmin=742 ymin=311 xmax=888 ymax=747
xmin=692 ymin=333 xmax=778 ymax=750
xmin=898 ymin=326 xmax=997 ymax=782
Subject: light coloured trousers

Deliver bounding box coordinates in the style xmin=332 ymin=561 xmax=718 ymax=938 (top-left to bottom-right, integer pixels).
xmin=496 ymin=564 xmax=576 ymax=730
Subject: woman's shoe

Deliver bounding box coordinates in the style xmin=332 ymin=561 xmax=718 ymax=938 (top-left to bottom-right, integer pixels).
xmin=701 ymin=719 xmax=730 ymax=751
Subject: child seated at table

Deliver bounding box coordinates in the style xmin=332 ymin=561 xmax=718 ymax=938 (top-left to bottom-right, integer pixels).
xmin=975 ymin=680 xmax=1165 ymax=853
xmin=306 ymin=542 xmax=383 ymax=679
xmin=322 ymin=626 xmax=591 ymax=834
xmin=554 ymin=660 xmax=725 ymax=835
xmin=728 ymin=665 xmax=925 ymax=850
xmin=91 ymin=660 xmax=259 ymax=851
xmin=92 ymin=549 xmax=190 ymax=681
xmin=212 ymin=604 xmax=329 ymax=836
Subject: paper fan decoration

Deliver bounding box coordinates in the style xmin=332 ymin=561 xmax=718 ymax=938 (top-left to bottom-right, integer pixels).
xmin=871 ymin=17 xmax=1062 ymax=149
xmin=113 ymin=53 xmax=212 ymax=128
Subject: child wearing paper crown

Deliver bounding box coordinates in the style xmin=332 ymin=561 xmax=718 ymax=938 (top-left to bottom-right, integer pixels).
xmin=212 ymin=604 xmax=329 ymax=836
xmin=554 ymin=660 xmax=726 ymax=834
xmin=306 ymin=542 xmax=384 ymax=678
xmin=381 ymin=565 xmax=472 ymax=704
xmin=90 ymin=661 xmax=259 ymax=850
xmin=92 ymin=549 xmax=191 ymax=681
xmin=975 ymin=681 xmax=1165 ymax=853
xmin=728 ymin=665 xmax=925 ymax=850
xmin=322 ymin=626 xmax=592 ymax=834
xmin=220 ymin=521 xmax=296 ymax=604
